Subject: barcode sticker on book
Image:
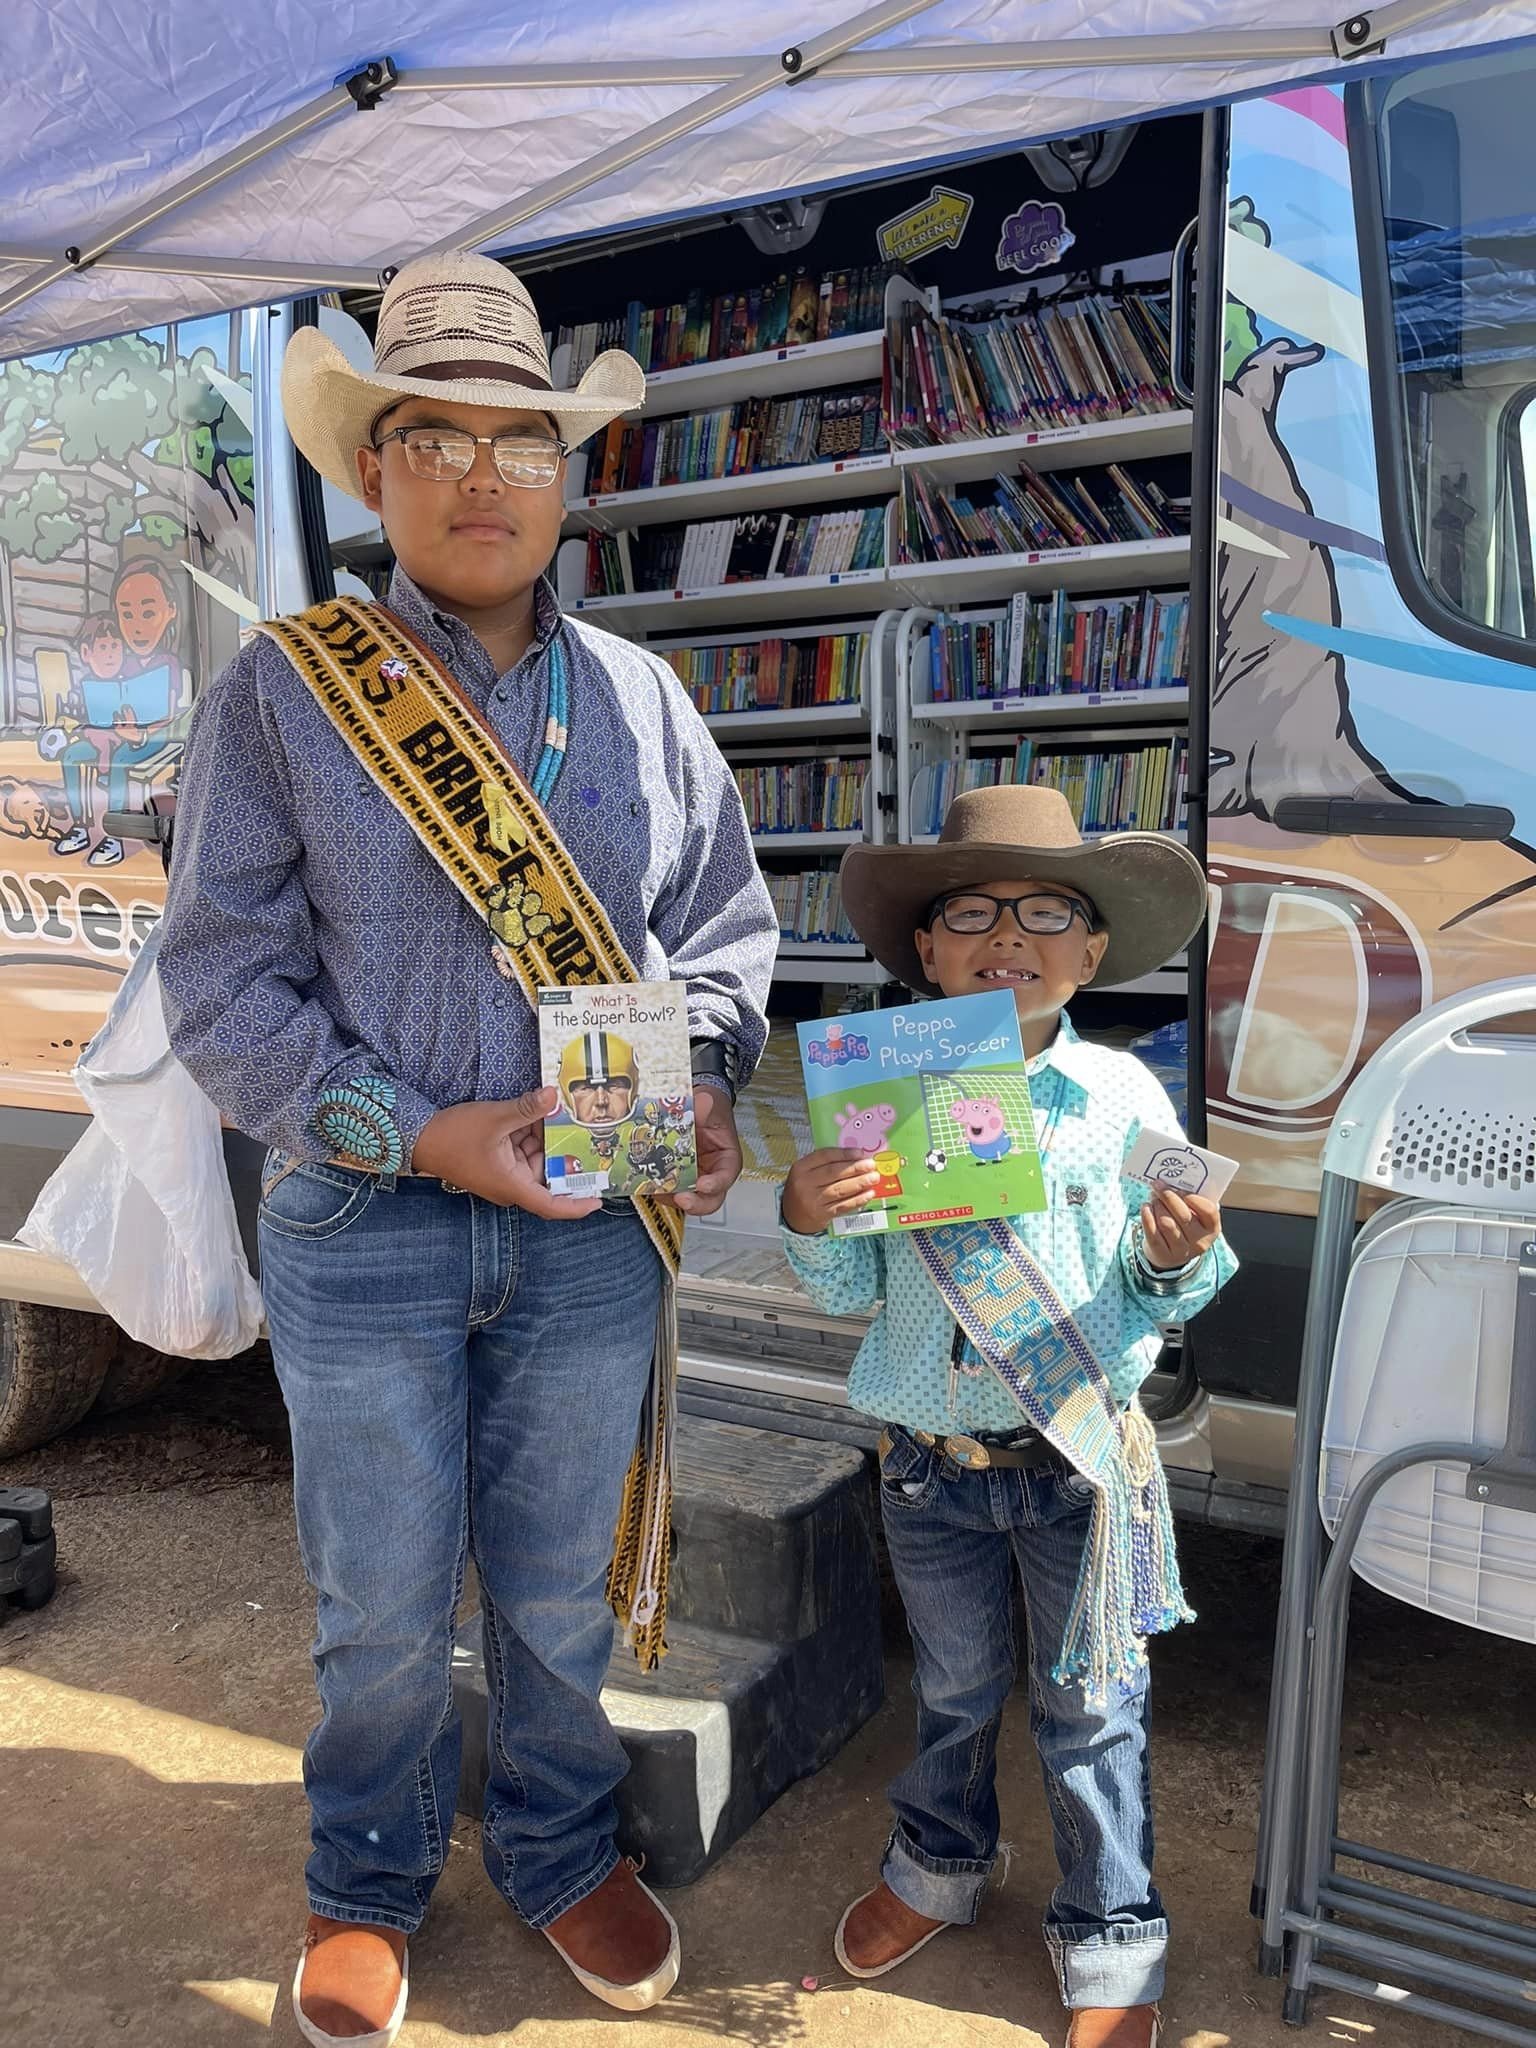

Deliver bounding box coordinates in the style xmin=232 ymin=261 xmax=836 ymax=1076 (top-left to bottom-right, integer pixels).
xmin=549 ymin=1169 xmax=611 ymax=1198
xmin=832 ymin=1207 xmax=890 ymax=1236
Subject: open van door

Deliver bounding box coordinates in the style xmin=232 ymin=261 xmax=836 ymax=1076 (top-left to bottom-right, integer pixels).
xmin=1197 ymin=69 xmax=1536 ymax=1452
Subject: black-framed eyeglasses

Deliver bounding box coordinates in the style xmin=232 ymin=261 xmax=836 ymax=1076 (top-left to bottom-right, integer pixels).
xmin=930 ymin=890 xmax=1098 ymax=937
xmin=371 ymin=425 xmax=568 ymax=489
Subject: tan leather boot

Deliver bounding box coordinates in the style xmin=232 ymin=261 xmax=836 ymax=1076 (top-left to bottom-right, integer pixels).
xmin=292 ymin=1915 xmax=409 ymax=2048
xmin=834 ymin=1880 xmax=951 ymax=1980
xmin=1066 ymin=2004 xmax=1160 ymax=2048
xmin=543 ymin=1858 xmax=680 ymax=2011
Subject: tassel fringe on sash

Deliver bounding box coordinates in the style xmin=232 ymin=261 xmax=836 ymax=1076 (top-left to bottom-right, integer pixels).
xmin=912 ymin=1216 xmax=1191 ymax=1706
xmin=256 ymin=596 xmax=681 ymax=1669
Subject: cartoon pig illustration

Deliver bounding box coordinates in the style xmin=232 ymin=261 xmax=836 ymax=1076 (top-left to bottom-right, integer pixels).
xmin=952 ymin=1095 xmax=1013 ymax=1163
xmin=835 ymin=1101 xmax=897 ymax=1154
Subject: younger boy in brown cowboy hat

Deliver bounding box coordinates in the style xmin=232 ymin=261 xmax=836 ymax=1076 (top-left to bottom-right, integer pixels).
xmin=781 ymin=784 xmax=1237 ymax=2048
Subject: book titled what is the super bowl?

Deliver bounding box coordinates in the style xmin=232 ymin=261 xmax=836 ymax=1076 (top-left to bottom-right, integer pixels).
xmin=796 ymin=990 xmax=1046 ymax=1235
xmin=539 ymin=982 xmax=697 ymax=1200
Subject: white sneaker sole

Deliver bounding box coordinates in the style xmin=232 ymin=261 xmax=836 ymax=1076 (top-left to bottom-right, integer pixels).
xmin=544 ymin=1876 xmax=681 ymax=2011
xmin=834 ymin=1891 xmax=949 ymax=1980
xmin=292 ymin=1943 xmax=409 ymax=2048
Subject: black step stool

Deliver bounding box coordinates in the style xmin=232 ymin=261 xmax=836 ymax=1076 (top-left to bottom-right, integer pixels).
xmin=453 ymin=1416 xmax=883 ymax=1885
xmin=0 ymin=1487 xmax=57 ymax=1614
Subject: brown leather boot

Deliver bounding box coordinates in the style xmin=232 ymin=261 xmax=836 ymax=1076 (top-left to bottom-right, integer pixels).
xmin=1067 ymin=2005 xmax=1160 ymax=2048
xmin=834 ymin=1881 xmax=950 ymax=1980
xmin=292 ymin=1915 xmax=409 ymax=2047
xmin=543 ymin=1858 xmax=680 ymax=2011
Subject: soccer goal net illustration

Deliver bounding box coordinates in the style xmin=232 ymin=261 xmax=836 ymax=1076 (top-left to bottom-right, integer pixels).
xmin=918 ymin=1070 xmax=1039 ymax=1173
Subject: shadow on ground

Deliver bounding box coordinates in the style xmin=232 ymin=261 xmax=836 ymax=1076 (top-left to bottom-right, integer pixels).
xmin=2 ymin=1353 xmax=1531 ymax=2045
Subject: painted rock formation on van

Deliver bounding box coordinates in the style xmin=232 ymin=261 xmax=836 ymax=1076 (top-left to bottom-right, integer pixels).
xmin=1211 ymin=338 xmax=1401 ymax=820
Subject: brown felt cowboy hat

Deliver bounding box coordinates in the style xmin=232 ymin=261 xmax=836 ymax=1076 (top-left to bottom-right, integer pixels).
xmin=282 ymin=252 xmax=645 ymax=502
xmin=840 ymin=784 xmax=1208 ymax=996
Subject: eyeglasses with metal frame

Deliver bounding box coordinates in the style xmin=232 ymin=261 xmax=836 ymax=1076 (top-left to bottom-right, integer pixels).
xmin=370 ymin=425 xmax=568 ymax=489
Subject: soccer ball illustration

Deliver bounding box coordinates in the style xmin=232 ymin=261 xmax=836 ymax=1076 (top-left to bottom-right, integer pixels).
xmin=925 ymin=1148 xmax=948 ymax=1174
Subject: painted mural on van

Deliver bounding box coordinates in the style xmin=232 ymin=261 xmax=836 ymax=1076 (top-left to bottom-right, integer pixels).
xmin=1209 ymin=80 xmax=1536 ymax=1213
xmin=0 ymin=317 xmax=257 ymax=1110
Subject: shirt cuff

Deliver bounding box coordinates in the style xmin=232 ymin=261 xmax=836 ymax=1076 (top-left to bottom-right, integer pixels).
xmin=776 ymin=1184 xmax=846 ymax=1263
xmin=1131 ymin=1226 xmax=1207 ymax=1295
xmin=313 ymin=1072 xmax=437 ymax=1176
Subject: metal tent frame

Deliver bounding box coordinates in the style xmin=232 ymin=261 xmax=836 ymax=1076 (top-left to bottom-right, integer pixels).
xmin=0 ymin=0 xmax=1512 ymax=357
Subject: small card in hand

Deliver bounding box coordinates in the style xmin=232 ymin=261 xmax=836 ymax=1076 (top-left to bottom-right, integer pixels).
xmin=1122 ymin=1128 xmax=1238 ymax=1203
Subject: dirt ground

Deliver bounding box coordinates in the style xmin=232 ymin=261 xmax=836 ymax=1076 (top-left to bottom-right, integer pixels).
xmin=1 ymin=1353 xmax=1532 ymax=2048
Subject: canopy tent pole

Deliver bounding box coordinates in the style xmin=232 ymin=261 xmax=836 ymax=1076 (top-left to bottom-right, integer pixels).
xmin=428 ymin=0 xmax=954 ymax=257
xmin=824 ymin=2 xmax=1481 ymax=71
xmin=0 ymin=61 xmax=397 ymax=323
xmin=0 ymin=246 xmax=382 ymax=293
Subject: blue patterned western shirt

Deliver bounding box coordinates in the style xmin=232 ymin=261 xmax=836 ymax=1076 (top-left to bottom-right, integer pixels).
xmin=781 ymin=1017 xmax=1238 ymax=1430
xmin=158 ymin=568 xmax=778 ymax=1168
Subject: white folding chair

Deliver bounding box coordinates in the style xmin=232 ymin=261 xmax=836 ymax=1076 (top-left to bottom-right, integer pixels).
xmin=1254 ymin=980 xmax=1536 ymax=2039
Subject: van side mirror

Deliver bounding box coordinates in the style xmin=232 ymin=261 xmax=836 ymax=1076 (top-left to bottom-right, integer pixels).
xmin=103 ymin=791 xmax=177 ymax=877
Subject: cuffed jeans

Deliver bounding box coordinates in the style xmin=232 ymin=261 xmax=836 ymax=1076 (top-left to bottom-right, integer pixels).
xmin=876 ymin=1426 xmax=1167 ymax=2010
xmin=258 ymin=1158 xmax=662 ymax=1935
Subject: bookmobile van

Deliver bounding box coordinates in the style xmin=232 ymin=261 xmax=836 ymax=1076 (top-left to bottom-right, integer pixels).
xmin=1 ymin=59 xmax=1533 ymax=1529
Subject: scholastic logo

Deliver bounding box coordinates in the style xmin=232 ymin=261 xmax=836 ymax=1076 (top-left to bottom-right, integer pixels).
xmin=806 ymin=1022 xmax=871 ymax=1068
xmin=905 ymin=1205 xmax=975 ymax=1224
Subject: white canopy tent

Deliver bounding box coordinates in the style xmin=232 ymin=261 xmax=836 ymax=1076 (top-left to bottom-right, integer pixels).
xmin=5 ymin=0 xmax=1535 ymax=361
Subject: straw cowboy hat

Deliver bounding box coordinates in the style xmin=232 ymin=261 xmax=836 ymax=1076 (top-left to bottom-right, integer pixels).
xmin=840 ymin=784 xmax=1209 ymax=996
xmin=282 ymin=251 xmax=645 ymax=502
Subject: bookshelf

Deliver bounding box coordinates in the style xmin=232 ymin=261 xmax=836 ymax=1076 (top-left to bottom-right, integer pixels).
xmin=896 ymin=601 xmax=1193 ymax=1003
xmin=334 ymin=264 xmax=1198 ymax=1009
xmin=564 ymin=451 xmax=894 ymax=535
xmin=891 ymin=409 xmax=1192 ymax=488
xmin=640 ymin=330 xmax=884 ymax=415
xmin=651 ymin=611 xmax=902 ymax=988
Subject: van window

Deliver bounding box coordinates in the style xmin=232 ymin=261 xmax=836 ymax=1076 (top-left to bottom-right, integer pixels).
xmin=1365 ymin=49 xmax=1536 ymax=653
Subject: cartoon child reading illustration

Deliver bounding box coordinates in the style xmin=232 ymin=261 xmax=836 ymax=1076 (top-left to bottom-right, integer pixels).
xmin=55 ymin=559 xmax=186 ymax=867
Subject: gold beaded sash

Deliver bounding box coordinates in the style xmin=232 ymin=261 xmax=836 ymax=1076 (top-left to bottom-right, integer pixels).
xmin=257 ymin=596 xmax=681 ymax=1669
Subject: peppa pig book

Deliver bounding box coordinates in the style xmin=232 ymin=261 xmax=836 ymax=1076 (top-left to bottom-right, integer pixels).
xmin=795 ymin=990 xmax=1045 ymax=1236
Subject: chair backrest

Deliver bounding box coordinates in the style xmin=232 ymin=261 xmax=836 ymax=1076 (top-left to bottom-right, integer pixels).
xmin=1323 ymin=980 xmax=1536 ymax=1213
xmin=1321 ymin=1200 xmax=1536 ymax=1641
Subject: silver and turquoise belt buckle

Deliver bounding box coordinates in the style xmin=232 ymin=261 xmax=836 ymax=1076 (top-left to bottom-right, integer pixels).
xmin=943 ymin=1433 xmax=991 ymax=1470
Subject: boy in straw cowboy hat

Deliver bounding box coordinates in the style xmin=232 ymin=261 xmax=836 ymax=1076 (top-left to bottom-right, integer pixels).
xmin=781 ymin=784 xmax=1237 ymax=2048
xmin=158 ymin=253 xmax=776 ymax=2043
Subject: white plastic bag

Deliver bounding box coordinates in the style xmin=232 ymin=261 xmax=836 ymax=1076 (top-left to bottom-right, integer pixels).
xmin=19 ymin=923 xmax=264 ymax=1358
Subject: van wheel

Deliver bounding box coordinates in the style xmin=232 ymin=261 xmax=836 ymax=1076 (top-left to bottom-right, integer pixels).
xmin=0 ymin=1302 xmax=117 ymax=1458
xmin=92 ymin=1339 xmax=192 ymax=1416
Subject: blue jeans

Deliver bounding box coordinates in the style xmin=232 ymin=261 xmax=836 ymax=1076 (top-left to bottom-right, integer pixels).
xmin=876 ymin=1426 xmax=1167 ymax=2010
xmin=258 ymin=1159 xmax=662 ymax=1935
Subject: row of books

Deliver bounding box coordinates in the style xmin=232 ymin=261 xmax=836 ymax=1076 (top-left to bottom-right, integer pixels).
xmin=660 ymin=632 xmax=869 ymax=716
xmin=581 ymin=387 xmax=885 ymax=498
xmin=885 ymin=288 xmax=1176 ymax=447
xmin=896 ymin=459 xmax=1188 ymax=563
xmin=1032 ymin=740 xmax=1189 ymax=838
xmin=926 ymin=588 xmax=1190 ymax=702
xmin=734 ymin=757 xmax=869 ymax=836
xmin=550 ymin=266 xmax=890 ymax=380
xmin=911 ymin=738 xmax=1188 ymax=837
xmin=584 ymin=505 xmax=886 ymax=596
xmin=768 ymin=870 xmax=859 ymax=945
